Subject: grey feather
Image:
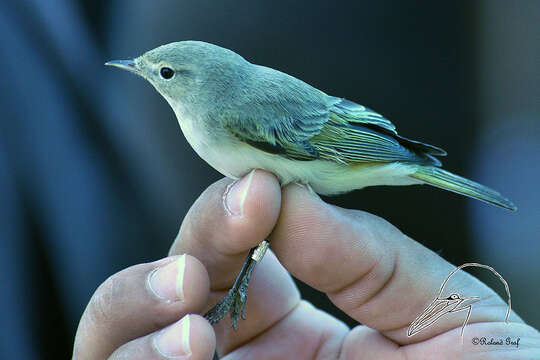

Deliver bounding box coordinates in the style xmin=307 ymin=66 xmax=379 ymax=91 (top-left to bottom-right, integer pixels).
xmin=220 ymin=66 xmax=445 ymax=167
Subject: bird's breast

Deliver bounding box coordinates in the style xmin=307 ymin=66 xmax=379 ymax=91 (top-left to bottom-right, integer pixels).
xmin=175 ymin=112 xmax=251 ymax=179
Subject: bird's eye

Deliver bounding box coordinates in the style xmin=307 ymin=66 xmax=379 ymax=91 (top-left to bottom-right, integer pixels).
xmin=160 ymin=67 xmax=174 ymax=79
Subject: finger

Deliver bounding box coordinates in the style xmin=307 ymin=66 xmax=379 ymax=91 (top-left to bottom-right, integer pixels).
xmin=341 ymin=322 xmax=540 ymax=359
xmin=403 ymin=322 xmax=540 ymax=359
xmin=74 ymin=255 xmax=210 ymax=360
xmin=109 ymin=314 xmax=216 ymax=360
xmin=270 ymin=184 xmax=523 ymax=344
xmin=170 ymin=169 xmax=281 ymax=288
xmin=169 ymin=170 xmax=301 ymax=354
xmin=225 ymin=301 xmax=348 ymax=359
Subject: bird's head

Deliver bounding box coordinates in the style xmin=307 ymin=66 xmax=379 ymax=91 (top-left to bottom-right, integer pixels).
xmin=106 ymin=41 xmax=250 ymax=113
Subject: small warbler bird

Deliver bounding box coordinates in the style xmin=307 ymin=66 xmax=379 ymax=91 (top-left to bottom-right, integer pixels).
xmin=106 ymin=40 xmax=516 ymax=329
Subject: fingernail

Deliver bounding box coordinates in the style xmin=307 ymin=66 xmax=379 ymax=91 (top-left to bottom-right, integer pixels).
xmin=148 ymin=255 xmax=186 ymax=302
xmin=154 ymin=315 xmax=191 ymax=358
xmin=224 ymin=169 xmax=255 ymax=217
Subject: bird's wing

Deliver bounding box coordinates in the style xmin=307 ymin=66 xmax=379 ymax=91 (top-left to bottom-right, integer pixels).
xmin=331 ymin=98 xmax=398 ymax=134
xmin=311 ymin=98 xmax=446 ymax=165
xmin=221 ymin=92 xmax=330 ymax=161
xmin=223 ymin=92 xmax=445 ymax=166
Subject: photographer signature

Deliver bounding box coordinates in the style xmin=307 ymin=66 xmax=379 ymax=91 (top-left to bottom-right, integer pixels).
xmin=472 ymin=336 xmax=520 ymax=348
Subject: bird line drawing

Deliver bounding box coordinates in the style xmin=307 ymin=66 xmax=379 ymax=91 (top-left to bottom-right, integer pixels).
xmin=407 ymin=262 xmax=511 ymax=340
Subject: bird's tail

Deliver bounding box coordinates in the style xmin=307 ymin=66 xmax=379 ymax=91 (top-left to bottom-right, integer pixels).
xmin=409 ymin=166 xmax=517 ymax=211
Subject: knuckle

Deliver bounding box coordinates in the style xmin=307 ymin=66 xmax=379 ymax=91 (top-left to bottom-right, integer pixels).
xmin=330 ymin=251 xmax=397 ymax=316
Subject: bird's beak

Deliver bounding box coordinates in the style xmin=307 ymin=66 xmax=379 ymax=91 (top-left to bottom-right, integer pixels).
xmin=105 ymin=59 xmax=139 ymax=74
xmin=407 ymin=296 xmax=481 ymax=337
xmin=408 ymin=298 xmax=451 ymax=337
xmin=460 ymin=296 xmax=482 ymax=308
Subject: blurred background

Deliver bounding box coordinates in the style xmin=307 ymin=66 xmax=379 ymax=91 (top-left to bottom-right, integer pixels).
xmin=0 ymin=0 xmax=538 ymax=358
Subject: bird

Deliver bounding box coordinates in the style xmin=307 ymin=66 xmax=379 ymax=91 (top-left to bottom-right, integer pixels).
xmin=106 ymin=40 xmax=516 ymax=330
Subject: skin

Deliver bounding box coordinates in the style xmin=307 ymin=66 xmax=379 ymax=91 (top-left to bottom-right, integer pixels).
xmin=73 ymin=171 xmax=540 ymax=359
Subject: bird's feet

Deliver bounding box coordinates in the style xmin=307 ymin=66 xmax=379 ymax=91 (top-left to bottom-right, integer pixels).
xmin=204 ymin=240 xmax=269 ymax=329
xmin=205 ymin=258 xmax=256 ymax=329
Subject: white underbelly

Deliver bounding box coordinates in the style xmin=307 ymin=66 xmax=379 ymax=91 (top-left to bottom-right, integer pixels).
xmin=176 ymin=112 xmax=421 ymax=195
xmin=195 ymin=140 xmax=422 ymax=195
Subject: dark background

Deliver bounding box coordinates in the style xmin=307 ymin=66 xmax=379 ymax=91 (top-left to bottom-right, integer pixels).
xmin=1 ymin=1 xmax=538 ymax=358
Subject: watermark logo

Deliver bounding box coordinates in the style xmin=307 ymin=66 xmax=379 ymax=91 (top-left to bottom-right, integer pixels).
xmin=407 ymin=263 xmax=511 ymax=340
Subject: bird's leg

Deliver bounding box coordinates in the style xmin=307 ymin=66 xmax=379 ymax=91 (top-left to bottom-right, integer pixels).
xmin=449 ymin=297 xmax=480 ymax=343
xmin=204 ymin=239 xmax=270 ymax=329
xmin=459 ymin=305 xmax=473 ymax=344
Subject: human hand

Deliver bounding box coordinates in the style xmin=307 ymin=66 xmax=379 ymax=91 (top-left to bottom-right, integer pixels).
xmin=72 ymin=252 xmax=216 ymax=359
xmin=170 ymin=170 xmax=539 ymax=359
xmin=73 ymin=170 xmax=540 ymax=359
